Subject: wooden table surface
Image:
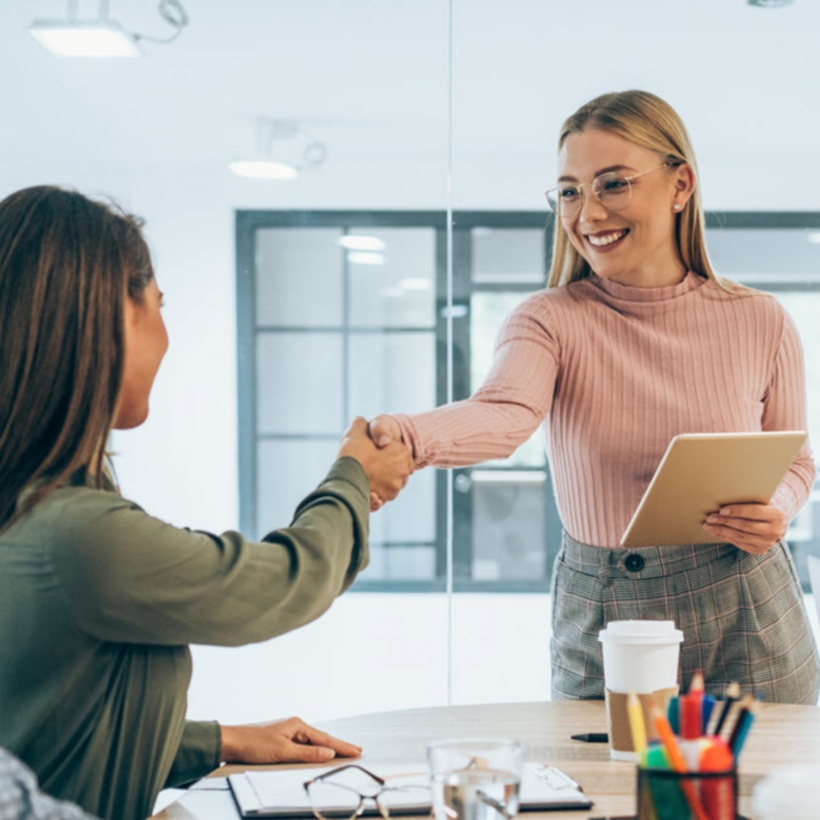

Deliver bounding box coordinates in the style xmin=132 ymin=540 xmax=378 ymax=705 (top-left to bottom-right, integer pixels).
xmin=154 ymin=700 xmax=820 ymax=819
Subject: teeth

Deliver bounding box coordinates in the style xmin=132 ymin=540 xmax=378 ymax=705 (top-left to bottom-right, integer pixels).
xmin=588 ymin=230 xmax=627 ymax=247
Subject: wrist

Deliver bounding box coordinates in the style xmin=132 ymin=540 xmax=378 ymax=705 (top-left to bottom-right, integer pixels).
xmin=220 ymin=724 xmax=242 ymax=763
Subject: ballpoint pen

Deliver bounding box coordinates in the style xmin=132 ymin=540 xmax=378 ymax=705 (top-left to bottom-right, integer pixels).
xmin=570 ymin=732 xmax=608 ymax=743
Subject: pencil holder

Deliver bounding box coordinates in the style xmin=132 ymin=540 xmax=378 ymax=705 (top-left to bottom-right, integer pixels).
xmin=636 ymin=767 xmax=738 ymax=820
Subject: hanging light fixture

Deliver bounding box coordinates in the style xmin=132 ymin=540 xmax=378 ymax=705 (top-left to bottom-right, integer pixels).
xmin=229 ymin=119 xmax=327 ymax=181
xmin=28 ymin=0 xmax=189 ymax=58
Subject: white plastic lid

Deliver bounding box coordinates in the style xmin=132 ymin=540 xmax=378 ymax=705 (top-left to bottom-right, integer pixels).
xmin=598 ymin=619 xmax=684 ymax=645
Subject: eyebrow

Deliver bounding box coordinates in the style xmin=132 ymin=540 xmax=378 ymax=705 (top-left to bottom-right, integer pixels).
xmin=558 ymin=163 xmax=637 ymax=182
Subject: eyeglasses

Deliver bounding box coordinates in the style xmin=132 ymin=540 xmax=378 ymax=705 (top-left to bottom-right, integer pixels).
xmin=545 ymin=163 xmax=670 ymax=220
xmin=303 ymin=764 xmax=431 ymax=819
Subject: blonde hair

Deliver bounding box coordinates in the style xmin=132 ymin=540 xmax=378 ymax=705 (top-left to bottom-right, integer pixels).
xmin=547 ymin=90 xmax=719 ymax=289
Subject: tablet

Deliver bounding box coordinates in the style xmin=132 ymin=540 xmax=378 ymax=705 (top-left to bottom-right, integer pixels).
xmin=620 ymin=431 xmax=807 ymax=548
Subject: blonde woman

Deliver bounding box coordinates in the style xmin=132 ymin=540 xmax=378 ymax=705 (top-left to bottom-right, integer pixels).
xmin=370 ymin=90 xmax=819 ymax=703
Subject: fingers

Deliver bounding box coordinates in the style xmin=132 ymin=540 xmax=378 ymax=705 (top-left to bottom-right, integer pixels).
xmin=293 ymin=723 xmax=363 ymax=758
xmin=368 ymin=414 xmax=400 ymax=448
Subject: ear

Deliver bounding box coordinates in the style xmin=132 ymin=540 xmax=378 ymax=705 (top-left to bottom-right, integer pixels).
xmin=671 ymin=163 xmax=696 ymax=210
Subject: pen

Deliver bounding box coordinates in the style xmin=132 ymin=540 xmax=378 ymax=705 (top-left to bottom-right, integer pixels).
xmin=712 ymin=681 xmax=740 ymax=736
xmin=701 ymin=694 xmax=716 ymax=735
xmin=570 ymin=732 xmax=608 ymax=743
xmin=727 ymin=695 xmax=757 ymax=761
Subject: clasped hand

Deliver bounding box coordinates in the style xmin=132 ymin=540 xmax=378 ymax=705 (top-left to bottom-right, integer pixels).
xmin=703 ymin=502 xmax=787 ymax=554
xmin=338 ymin=417 xmax=412 ymax=509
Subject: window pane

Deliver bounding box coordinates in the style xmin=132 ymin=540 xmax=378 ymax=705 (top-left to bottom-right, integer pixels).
xmin=347 ymin=228 xmax=436 ymax=328
xmin=368 ymin=467 xmax=437 ymax=548
xmin=256 ymin=332 xmax=343 ymax=434
xmin=707 ymin=228 xmax=820 ymax=282
xmin=471 ymin=473 xmax=546 ymax=581
xmin=256 ymin=439 xmax=339 ymax=539
xmin=256 ymin=228 xmax=343 ymax=327
xmin=348 ymin=332 xmax=436 ymax=418
xmin=472 ymin=228 xmax=545 ymax=285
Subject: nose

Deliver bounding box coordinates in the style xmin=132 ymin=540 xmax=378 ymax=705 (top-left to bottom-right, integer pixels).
xmin=577 ymin=187 xmax=609 ymax=222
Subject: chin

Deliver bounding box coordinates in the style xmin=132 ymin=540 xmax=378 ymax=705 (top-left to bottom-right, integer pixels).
xmin=113 ymin=406 xmax=150 ymax=430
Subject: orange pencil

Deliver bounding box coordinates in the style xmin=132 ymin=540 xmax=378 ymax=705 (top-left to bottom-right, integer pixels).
xmin=651 ymin=706 xmax=709 ymax=820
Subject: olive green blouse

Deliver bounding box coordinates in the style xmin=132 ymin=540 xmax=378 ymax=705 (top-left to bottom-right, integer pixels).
xmin=0 ymin=457 xmax=370 ymax=820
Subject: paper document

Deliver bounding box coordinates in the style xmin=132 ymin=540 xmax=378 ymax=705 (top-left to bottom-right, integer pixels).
xmin=228 ymin=760 xmax=592 ymax=817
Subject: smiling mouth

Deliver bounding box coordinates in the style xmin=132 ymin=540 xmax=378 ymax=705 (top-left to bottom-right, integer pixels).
xmin=586 ymin=228 xmax=629 ymax=248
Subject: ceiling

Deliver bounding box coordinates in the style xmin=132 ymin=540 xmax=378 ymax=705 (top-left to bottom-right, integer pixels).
xmin=3 ymin=0 xmax=820 ymax=209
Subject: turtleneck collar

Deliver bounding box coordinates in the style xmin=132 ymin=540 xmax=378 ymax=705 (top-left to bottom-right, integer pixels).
xmin=585 ymin=270 xmax=707 ymax=302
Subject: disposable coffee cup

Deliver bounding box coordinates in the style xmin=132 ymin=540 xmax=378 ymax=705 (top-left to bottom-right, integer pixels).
xmin=598 ymin=620 xmax=683 ymax=762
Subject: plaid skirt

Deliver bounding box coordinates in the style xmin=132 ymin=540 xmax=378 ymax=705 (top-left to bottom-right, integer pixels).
xmin=550 ymin=531 xmax=820 ymax=704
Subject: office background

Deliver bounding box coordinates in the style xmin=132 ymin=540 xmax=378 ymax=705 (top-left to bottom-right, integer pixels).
xmin=5 ymin=0 xmax=820 ymax=723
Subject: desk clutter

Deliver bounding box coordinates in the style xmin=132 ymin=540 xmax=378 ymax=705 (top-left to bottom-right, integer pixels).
xmin=631 ymin=671 xmax=757 ymax=820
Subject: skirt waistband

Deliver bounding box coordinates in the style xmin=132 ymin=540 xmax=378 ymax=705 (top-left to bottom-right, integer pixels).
xmin=560 ymin=530 xmax=739 ymax=579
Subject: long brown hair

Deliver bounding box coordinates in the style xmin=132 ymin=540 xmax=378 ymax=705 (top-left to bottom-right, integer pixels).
xmin=0 ymin=186 xmax=153 ymax=530
xmin=548 ymin=90 xmax=717 ymax=289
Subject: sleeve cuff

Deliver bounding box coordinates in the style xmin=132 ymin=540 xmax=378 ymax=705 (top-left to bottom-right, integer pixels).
xmin=164 ymin=720 xmax=221 ymax=788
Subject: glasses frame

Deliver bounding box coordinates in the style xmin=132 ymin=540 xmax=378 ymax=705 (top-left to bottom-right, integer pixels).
xmin=303 ymin=763 xmax=430 ymax=820
xmin=545 ymin=162 xmax=671 ymax=219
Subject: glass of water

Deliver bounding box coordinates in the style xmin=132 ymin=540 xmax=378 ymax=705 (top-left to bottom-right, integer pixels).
xmin=427 ymin=738 xmax=525 ymax=820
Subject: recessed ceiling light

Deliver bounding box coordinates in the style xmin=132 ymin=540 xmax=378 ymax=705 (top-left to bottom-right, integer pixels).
xmin=28 ymin=19 xmax=141 ymax=57
xmin=338 ymin=235 xmax=386 ymax=252
xmin=808 ymin=232 xmax=820 ymax=244
xmin=747 ymin=0 xmax=793 ymax=7
xmin=228 ymin=160 xmax=299 ymax=180
xmin=347 ymin=252 xmax=385 ymax=266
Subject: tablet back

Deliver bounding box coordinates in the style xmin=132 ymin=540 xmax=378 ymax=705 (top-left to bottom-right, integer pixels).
xmin=620 ymin=431 xmax=807 ymax=548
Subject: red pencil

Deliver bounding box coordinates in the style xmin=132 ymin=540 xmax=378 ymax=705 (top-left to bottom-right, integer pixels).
xmin=680 ymin=669 xmax=704 ymax=740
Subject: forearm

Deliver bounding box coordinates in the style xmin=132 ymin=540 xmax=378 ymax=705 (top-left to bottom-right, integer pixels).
xmin=395 ymin=398 xmax=544 ymax=469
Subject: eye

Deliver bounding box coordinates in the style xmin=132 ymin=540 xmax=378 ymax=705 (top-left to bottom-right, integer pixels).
xmin=599 ymin=177 xmax=629 ymax=192
xmin=559 ymin=185 xmax=580 ymax=200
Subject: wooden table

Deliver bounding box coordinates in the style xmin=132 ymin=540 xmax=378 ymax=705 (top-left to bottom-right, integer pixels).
xmin=155 ymin=700 xmax=820 ymax=819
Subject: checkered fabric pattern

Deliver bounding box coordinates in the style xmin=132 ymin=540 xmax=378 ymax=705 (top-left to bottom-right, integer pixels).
xmin=550 ymin=531 xmax=820 ymax=704
xmin=0 ymin=749 xmax=96 ymax=820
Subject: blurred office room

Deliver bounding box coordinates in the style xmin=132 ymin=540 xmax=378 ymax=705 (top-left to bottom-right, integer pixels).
xmin=7 ymin=0 xmax=820 ymax=725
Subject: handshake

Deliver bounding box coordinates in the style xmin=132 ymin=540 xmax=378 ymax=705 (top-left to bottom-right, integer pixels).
xmin=337 ymin=415 xmax=411 ymax=513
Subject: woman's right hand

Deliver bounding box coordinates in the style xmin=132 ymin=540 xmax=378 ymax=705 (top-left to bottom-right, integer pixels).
xmin=366 ymin=415 xmax=405 ymax=510
xmin=368 ymin=414 xmax=402 ymax=448
xmin=338 ymin=417 xmax=413 ymax=506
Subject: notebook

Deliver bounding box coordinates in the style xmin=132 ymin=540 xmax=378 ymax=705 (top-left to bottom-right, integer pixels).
xmin=621 ymin=431 xmax=807 ymax=548
xmin=228 ymin=761 xmax=592 ymax=817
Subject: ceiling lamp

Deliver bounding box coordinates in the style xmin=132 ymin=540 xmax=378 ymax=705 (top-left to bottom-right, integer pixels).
xmin=29 ymin=0 xmax=189 ymax=58
xmin=229 ymin=119 xmax=327 ymax=182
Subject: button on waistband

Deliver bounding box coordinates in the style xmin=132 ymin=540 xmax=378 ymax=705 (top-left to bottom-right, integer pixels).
xmin=624 ymin=553 xmax=645 ymax=572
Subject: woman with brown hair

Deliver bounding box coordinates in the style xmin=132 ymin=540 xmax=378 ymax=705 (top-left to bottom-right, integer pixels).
xmin=0 ymin=186 xmax=413 ymax=820
xmin=369 ymin=89 xmax=820 ymax=704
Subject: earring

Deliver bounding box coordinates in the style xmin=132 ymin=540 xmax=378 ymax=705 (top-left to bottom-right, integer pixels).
xmin=673 ymin=203 xmax=681 ymax=211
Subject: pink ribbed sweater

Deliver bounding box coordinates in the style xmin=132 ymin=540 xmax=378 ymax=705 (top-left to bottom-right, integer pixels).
xmin=394 ymin=272 xmax=816 ymax=548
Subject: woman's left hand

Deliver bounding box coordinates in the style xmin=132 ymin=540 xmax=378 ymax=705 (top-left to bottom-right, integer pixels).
xmin=702 ymin=502 xmax=787 ymax=555
xmin=220 ymin=716 xmax=362 ymax=764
